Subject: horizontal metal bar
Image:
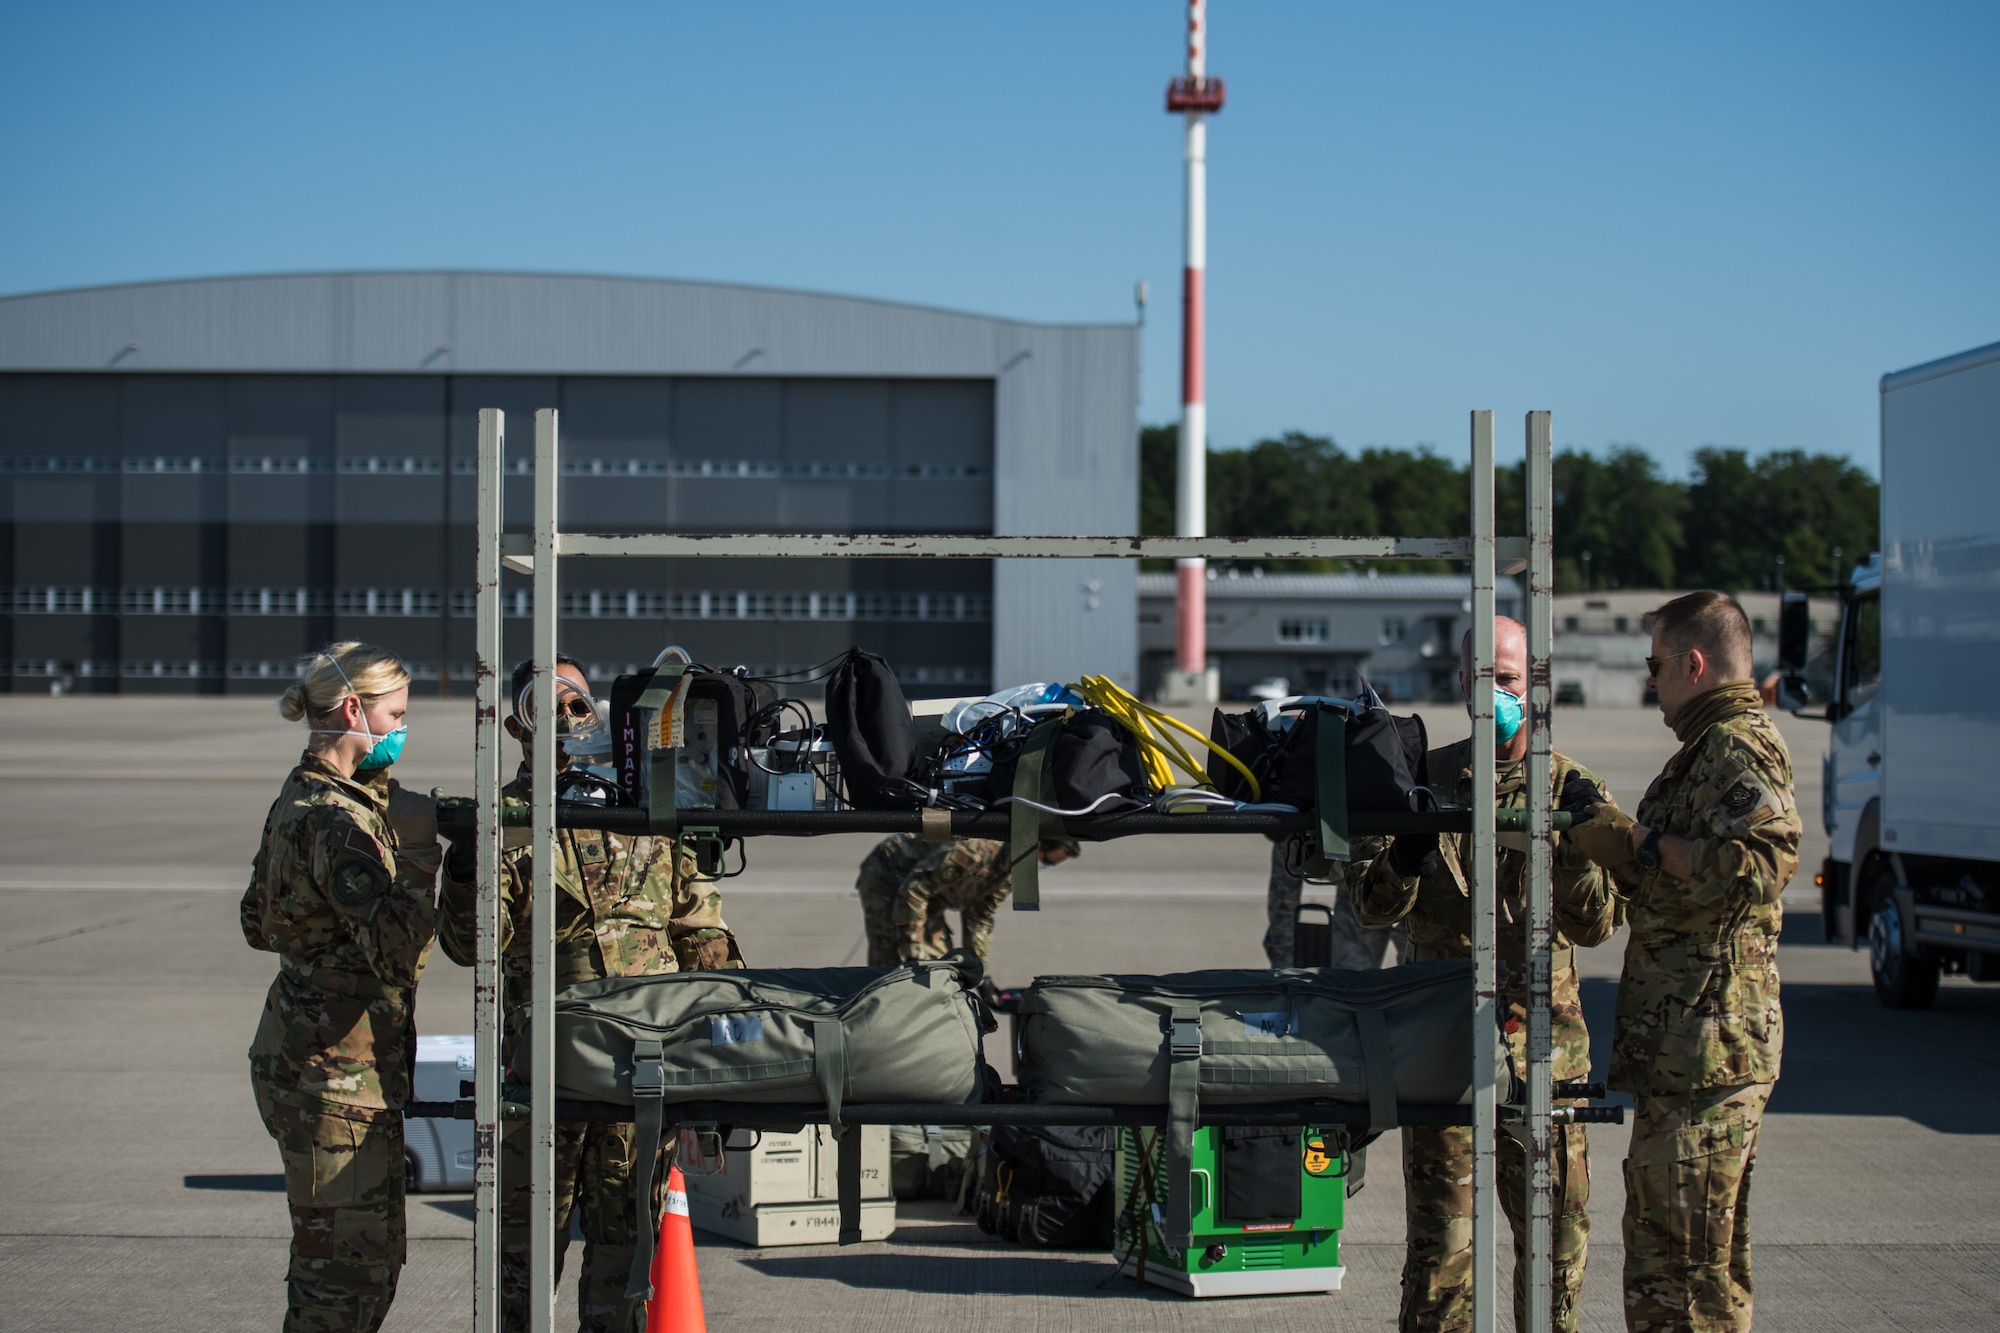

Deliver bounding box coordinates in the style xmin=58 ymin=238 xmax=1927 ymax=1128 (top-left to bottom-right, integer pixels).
xmin=499 ymin=532 xmax=1531 ymax=562
xmin=405 ymin=1098 xmax=1478 ymax=1129
xmin=435 ymin=802 xmax=1569 ymax=840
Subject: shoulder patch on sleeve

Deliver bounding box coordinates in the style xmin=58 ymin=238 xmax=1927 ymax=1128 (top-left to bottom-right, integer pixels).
xmin=1722 ymin=781 xmax=1760 ymax=815
xmin=331 ymin=857 xmax=389 ymax=909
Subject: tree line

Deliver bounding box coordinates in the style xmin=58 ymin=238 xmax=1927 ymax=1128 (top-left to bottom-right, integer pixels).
xmin=1137 ymin=425 xmax=1878 ymax=592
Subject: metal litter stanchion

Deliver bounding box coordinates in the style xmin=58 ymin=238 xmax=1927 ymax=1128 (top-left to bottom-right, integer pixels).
xmin=471 ymin=408 xmax=505 ymax=1333
xmin=528 ymin=409 xmax=561 ymax=1333
xmin=1468 ymin=411 xmax=1499 ymax=1333
xmin=1524 ymin=410 xmax=1557 ymax=1329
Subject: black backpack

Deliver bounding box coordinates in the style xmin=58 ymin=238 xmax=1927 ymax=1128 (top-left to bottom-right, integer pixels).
xmin=824 ymin=649 xmax=918 ymax=809
xmin=972 ymin=1125 xmax=1116 ymax=1249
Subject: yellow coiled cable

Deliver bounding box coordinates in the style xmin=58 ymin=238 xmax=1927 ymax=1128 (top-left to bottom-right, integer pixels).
xmin=1067 ymin=675 xmax=1262 ymax=802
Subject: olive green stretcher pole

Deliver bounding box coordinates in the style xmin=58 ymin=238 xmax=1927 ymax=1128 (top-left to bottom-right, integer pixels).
xmin=472 ymin=409 xmax=506 ymax=1333
xmin=1468 ymin=411 xmax=1500 ymax=1333
xmin=1524 ymin=411 xmax=1557 ymax=1329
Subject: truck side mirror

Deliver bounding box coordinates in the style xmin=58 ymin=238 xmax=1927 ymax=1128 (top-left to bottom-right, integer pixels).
xmin=1777 ymin=592 xmax=1810 ymax=671
xmin=1774 ymin=672 xmax=1823 ymax=717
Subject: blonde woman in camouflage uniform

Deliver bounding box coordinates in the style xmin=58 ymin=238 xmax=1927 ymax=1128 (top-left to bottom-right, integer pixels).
xmin=242 ymin=643 xmax=441 ymax=1333
xmin=437 ymin=655 xmax=743 ymax=1333
xmin=1569 ymin=592 xmax=1800 ymax=1333
xmin=1355 ymin=618 xmax=1622 ymax=1333
xmin=855 ymin=833 xmax=1076 ymax=965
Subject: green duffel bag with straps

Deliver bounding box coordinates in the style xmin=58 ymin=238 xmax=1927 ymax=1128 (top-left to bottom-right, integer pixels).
xmin=512 ymin=953 xmax=989 ymax=1297
xmin=1013 ymin=959 xmax=1482 ymax=1248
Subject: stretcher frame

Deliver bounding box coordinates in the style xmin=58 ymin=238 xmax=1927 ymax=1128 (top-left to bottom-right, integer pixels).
xmin=467 ymin=407 xmax=1559 ymax=1333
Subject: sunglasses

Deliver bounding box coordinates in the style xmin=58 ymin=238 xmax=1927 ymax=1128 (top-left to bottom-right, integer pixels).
xmin=1645 ymin=649 xmax=1694 ymax=678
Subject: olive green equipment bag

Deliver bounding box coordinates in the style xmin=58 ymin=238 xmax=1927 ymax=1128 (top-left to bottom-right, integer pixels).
xmin=1013 ymin=959 xmax=1482 ymax=1248
xmin=512 ymin=954 xmax=989 ymax=1295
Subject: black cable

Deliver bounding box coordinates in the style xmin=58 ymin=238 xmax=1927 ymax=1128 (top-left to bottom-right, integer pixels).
xmin=754 ymin=649 xmax=853 ymax=684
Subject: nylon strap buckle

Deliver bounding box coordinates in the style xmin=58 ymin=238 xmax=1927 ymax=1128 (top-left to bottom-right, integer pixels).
xmin=680 ymin=826 xmax=725 ymax=877
xmin=630 ymin=1052 xmax=666 ymax=1101
xmin=1169 ymin=1017 xmax=1203 ymax=1058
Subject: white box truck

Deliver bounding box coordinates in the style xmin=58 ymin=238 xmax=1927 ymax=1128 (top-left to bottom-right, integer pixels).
xmin=1778 ymin=338 xmax=2000 ymax=1007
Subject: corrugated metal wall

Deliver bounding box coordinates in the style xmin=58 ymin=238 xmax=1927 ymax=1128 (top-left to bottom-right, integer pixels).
xmin=991 ymin=325 xmax=1141 ymax=692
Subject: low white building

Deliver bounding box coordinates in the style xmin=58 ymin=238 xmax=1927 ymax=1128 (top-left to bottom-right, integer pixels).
xmin=1137 ymin=570 xmax=1522 ymax=704
xmin=1552 ymin=590 xmax=1839 ymax=707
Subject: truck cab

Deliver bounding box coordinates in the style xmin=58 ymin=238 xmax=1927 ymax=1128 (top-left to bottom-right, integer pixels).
xmin=1778 ymin=337 xmax=2000 ymax=1009
xmin=1797 ymin=558 xmax=1883 ymax=946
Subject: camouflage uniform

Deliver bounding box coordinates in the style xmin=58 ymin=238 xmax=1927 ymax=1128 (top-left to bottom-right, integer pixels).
xmin=1355 ymin=740 xmax=1622 ymax=1333
xmin=438 ymin=767 xmax=743 ymax=1333
xmin=1613 ymin=683 xmax=1798 ymax=1333
xmin=241 ymin=753 xmax=440 ymax=1333
xmin=855 ymin=835 xmax=1011 ymax=965
xmin=1263 ymin=836 xmax=1406 ymax=969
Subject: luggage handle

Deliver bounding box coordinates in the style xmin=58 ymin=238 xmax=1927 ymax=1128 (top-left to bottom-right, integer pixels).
xmin=1187 ymin=1167 xmax=1210 ymax=1218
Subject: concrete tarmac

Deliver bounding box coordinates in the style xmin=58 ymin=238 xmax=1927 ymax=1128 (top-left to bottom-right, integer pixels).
xmin=3 ymin=696 xmax=1997 ymax=1330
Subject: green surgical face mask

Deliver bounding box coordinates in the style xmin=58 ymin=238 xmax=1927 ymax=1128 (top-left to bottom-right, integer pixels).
xmin=1466 ymin=685 xmax=1525 ymax=743
xmin=357 ymin=725 xmax=407 ymax=769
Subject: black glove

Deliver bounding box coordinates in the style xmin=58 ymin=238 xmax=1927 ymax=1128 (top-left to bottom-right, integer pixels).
xmin=1388 ymin=832 xmax=1441 ymax=878
xmin=443 ymin=834 xmax=477 ymax=884
xmin=1558 ymin=773 xmax=1607 ymax=818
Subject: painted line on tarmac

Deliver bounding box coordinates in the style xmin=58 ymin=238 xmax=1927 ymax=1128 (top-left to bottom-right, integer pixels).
xmin=0 ymin=879 xmax=1265 ymax=897
xmin=4 ymin=901 xmax=194 ymax=952
xmin=718 ymin=883 xmax=1265 ymax=897
xmin=0 ymin=880 xmax=242 ymax=891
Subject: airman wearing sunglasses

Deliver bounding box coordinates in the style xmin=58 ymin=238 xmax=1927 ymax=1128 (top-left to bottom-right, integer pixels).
xmin=436 ymin=654 xmax=744 ymax=1333
xmin=1567 ymin=591 xmax=1800 ymax=1333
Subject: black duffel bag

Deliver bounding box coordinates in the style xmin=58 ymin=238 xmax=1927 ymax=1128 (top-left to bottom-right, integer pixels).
xmin=1208 ymin=701 xmax=1432 ymax=814
xmin=974 ymin=710 xmax=1150 ymax=813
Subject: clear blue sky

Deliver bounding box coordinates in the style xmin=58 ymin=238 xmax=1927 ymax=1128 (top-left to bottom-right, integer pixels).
xmin=3 ymin=2 xmax=1993 ymax=475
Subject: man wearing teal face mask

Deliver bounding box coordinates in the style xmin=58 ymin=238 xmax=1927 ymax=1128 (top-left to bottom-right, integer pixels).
xmin=1354 ymin=616 xmax=1624 ymax=1333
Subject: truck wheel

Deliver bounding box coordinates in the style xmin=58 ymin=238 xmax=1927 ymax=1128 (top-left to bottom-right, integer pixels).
xmin=1868 ymin=894 xmax=1939 ymax=1009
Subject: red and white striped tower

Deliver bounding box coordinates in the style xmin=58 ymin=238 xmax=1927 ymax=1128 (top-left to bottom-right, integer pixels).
xmin=1166 ymin=0 xmax=1225 ymax=702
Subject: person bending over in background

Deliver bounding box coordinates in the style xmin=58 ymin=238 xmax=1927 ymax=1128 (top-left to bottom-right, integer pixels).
xmin=855 ymin=833 xmax=1077 ymax=965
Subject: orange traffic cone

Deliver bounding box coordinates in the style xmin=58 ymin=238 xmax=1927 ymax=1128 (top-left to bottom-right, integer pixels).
xmin=644 ymin=1166 xmax=706 ymax=1333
